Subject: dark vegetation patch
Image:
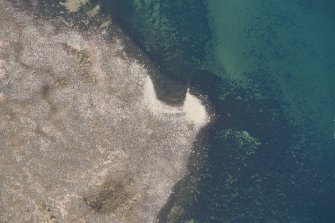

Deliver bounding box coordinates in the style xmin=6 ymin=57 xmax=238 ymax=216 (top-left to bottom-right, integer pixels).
xmin=83 ymin=175 xmax=139 ymax=216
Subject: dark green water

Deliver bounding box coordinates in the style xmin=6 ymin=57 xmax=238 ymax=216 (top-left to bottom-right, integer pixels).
xmin=95 ymin=0 xmax=335 ymax=222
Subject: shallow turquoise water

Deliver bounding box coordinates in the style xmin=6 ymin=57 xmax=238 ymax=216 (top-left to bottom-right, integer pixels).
xmin=96 ymin=0 xmax=335 ymax=222
xmin=207 ymin=0 xmax=335 ymax=140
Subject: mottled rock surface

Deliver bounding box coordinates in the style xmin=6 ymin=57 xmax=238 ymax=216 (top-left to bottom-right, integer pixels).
xmin=0 ymin=1 xmax=208 ymax=222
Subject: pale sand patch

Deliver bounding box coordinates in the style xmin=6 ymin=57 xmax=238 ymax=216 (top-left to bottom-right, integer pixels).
xmin=184 ymin=89 xmax=209 ymax=126
xmin=60 ymin=0 xmax=89 ymax=12
xmin=143 ymin=76 xmax=209 ymax=128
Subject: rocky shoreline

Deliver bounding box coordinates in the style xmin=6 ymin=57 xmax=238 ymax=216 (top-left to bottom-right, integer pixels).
xmin=0 ymin=1 xmax=209 ymax=222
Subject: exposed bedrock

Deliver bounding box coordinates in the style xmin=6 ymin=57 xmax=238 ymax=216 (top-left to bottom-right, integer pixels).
xmin=0 ymin=1 xmax=209 ymax=222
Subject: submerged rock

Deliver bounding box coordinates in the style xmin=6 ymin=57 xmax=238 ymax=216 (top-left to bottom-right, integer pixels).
xmin=0 ymin=1 xmax=209 ymax=222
